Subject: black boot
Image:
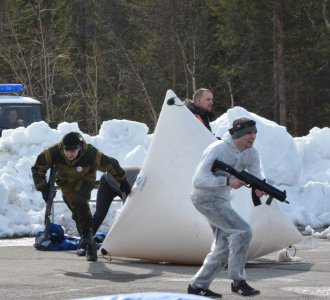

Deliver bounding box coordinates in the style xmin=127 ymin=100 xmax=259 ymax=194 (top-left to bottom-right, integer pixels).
xmin=86 ymin=241 xmax=98 ymax=261
xmin=76 ymin=241 xmax=87 ymax=256
xmin=81 ymin=230 xmax=94 ymax=247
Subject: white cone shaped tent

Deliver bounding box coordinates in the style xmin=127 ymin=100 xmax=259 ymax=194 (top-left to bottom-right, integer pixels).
xmin=102 ymin=90 xmax=302 ymax=265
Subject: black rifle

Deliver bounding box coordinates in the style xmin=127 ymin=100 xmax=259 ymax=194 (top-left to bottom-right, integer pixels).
xmin=43 ymin=166 xmax=57 ymax=238
xmin=34 ymin=166 xmax=56 ymax=250
xmin=211 ymin=160 xmax=289 ymax=206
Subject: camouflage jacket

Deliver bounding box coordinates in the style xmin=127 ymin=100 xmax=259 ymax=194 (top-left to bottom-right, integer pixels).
xmin=31 ymin=137 xmax=126 ymax=193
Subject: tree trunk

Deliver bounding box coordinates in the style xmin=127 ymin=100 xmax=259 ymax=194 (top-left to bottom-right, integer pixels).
xmin=273 ymin=0 xmax=286 ymax=126
xmin=169 ymin=0 xmax=176 ymax=91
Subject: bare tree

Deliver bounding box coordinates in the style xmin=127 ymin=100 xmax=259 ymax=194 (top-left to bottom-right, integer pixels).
xmin=176 ymin=32 xmax=197 ymax=93
xmin=114 ymin=34 xmax=158 ymax=128
xmin=273 ymin=0 xmax=287 ymax=126
xmin=73 ymin=55 xmax=101 ymax=134
xmin=322 ymin=0 xmax=330 ymax=29
xmin=33 ymin=2 xmax=68 ymax=122
xmin=2 ymin=1 xmax=65 ymax=122
xmin=2 ymin=9 xmax=33 ymax=96
xmin=227 ymin=80 xmax=235 ymax=108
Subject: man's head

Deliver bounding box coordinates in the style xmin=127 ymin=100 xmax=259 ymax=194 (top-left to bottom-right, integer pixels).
xmin=193 ymin=88 xmax=213 ymax=112
xmin=8 ymin=109 xmax=18 ymax=123
xmin=62 ymin=132 xmax=83 ymax=160
xmin=229 ymin=117 xmax=257 ymax=150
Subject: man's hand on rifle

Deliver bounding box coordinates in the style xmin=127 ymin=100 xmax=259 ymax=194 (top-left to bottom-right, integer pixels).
xmin=227 ymin=177 xmax=247 ymax=189
xmin=40 ymin=186 xmax=56 ymax=203
xmin=228 ymin=177 xmax=266 ymax=197
xmin=255 ymin=189 xmax=266 ymax=198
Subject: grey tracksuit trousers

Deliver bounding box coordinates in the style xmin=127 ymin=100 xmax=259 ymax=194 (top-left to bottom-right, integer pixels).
xmin=191 ymin=192 xmax=252 ymax=289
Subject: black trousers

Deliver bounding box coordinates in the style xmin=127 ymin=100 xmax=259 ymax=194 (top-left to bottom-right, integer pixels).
xmin=92 ymin=175 xmax=118 ymax=234
xmin=92 ymin=167 xmax=140 ymax=234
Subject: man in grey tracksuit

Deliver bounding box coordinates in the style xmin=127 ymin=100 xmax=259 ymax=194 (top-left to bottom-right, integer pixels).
xmin=188 ymin=116 xmax=265 ymax=299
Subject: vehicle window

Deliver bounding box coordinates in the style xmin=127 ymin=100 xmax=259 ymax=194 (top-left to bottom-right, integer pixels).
xmin=0 ymin=104 xmax=44 ymax=129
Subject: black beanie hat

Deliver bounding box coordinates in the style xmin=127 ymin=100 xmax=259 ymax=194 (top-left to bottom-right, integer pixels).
xmin=62 ymin=132 xmax=83 ymax=150
xmin=229 ymin=117 xmax=257 ymax=139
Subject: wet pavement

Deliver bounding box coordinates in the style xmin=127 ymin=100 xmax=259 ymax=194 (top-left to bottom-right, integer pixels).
xmin=0 ymin=234 xmax=330 ymax=299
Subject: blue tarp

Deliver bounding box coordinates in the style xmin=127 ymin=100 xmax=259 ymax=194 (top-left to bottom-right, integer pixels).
xmin=34 ymin=223 xmax=105 ymax=251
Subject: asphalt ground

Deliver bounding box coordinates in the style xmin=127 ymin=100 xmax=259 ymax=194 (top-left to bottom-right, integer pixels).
xmin=0 ymin=234 xmax=329 ymax=300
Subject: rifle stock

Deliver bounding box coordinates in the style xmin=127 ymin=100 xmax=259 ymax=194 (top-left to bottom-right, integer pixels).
xmin=211 ymin=160 xmax=289 ymax=206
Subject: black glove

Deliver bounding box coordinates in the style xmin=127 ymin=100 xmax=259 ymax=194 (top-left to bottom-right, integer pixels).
xmin=120 ymin=179 xmax=132 ymax=196
xmin=41 ymin=185 xmax=56 ymax=203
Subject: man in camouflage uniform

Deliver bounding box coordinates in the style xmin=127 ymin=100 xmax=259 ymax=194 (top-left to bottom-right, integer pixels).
xmin=31 ymin=132 xmax=131 ymax=261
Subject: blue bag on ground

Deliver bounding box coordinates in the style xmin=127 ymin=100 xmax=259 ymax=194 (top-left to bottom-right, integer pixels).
xmin=34 ymin=223 xmax=106 ymax=251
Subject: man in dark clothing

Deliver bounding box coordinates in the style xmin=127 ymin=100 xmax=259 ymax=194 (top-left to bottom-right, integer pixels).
xmin=91 ymin=167 xmax=139 ymax=234
xmin=75 ymin=166 xmax=139 ymax=256
xmin=31 ymin=132 xmax=132 ymax=261
xmin=185 ymin=88 xmax=214 ymax=132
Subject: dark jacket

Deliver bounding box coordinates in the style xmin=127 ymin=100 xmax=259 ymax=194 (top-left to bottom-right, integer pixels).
xmin=186 ymin=101 xmax=214 ymax=132
xmin=31 ymin=136 xmax=127 ymax=194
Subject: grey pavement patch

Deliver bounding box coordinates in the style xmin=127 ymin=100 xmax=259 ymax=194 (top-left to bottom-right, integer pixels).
xmin=0 ymin=237 xmax=34 ymax=246
xmin=282 ymin=286 xmax=330 ymax=297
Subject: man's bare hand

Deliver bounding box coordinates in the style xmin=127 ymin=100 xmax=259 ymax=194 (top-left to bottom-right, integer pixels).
xmin=255 ymin=189 xmax=266 ymax=198
xmin=228 ymin=177 xmax=247 ymax=189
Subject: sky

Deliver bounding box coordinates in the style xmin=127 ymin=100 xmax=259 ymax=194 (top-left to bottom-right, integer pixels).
xmin=0 ymin=106 xmax=329 ymax=240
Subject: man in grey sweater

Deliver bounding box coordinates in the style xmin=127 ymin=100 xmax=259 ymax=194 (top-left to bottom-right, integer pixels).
xmin=188 ymin=116 xmax=265 ymax=298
